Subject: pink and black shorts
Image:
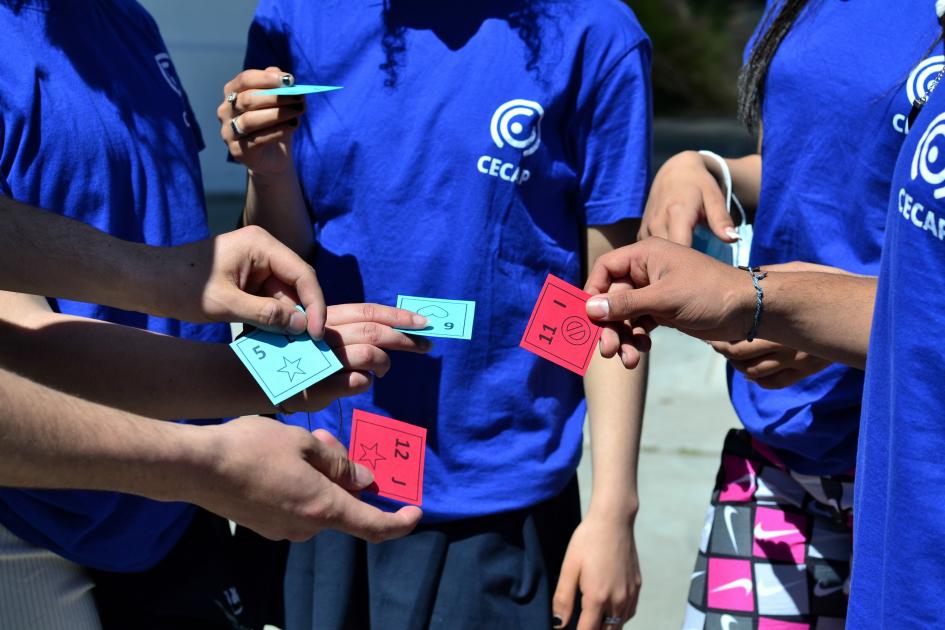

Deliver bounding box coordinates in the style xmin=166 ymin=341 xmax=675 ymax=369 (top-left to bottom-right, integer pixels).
xmin=682 ymin=429 xmax=853 ymax=630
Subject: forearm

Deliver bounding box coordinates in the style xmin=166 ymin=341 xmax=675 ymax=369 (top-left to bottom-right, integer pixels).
xmin=0 ymin=301 xmax=275 ymax=419
xmin=728 ymin=271 xmax=876 ymax=369
xmin=244 ymin=170 xmax=314 ymax=258
xmin=584 ymin=352 xmax=646 ymax=520
xmin=0 ymin=366 xmax=216 ymax=498
xmin=0 ymin=195 xmax=172 ymax=310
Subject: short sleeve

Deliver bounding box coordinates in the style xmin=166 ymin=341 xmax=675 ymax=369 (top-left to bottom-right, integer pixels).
xmin=574 ymin=40 xmax=653 ymax=226
xmin=243 ymin=0 xmax=294 ymax=73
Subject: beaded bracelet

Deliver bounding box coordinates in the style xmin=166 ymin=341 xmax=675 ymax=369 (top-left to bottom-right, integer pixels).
xmin=738 ymin=265 xmax=768 ymax=342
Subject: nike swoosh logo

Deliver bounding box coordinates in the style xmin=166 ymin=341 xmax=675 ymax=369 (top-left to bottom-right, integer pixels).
xmin=724 ymin=506 xmax=739 ymax=552
xmin=813 ymin=582 xmax=844 ymax=597
xmin=711 ymin=578 xmax=753 ymax=595
xmin=754 ymin=522 xmax=801 ymax=540
xmin=721 ymin=614 xmax=737 ymax=630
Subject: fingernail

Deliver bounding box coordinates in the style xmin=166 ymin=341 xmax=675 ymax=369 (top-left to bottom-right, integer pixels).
xmin=288 ymin=310 xmax=306 ymax=334
xmin=281 ymin=73 xmax=294 ymax=87
xmin=552 ymin=615 xmax=563 ymax=628
xmin=419 ymin=338 xmax=433 ymax=351
xmin=725 ymin=227 xmax=741 ymax=241
xmin=353 ymin=463 xmax=375 ymax=488
xmin=586 ymin=297 xmax=609 ymax=318
xmin=412 ymin=314 xmax=428 ymax=327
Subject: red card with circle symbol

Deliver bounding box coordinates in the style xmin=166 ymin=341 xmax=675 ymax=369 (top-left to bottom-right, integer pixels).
xmin=349 ymin=409 xmax=426 ymax=506
xmin=520 ymin=274 xmax=603 ymax=376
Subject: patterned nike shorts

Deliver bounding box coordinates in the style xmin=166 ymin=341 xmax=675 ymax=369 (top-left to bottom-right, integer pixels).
xmin=682 ymin=429 xmax=853 ymax=630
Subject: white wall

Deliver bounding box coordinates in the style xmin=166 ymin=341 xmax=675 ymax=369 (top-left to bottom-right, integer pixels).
xmin=139 ymin=0 xmax=258 ymax=194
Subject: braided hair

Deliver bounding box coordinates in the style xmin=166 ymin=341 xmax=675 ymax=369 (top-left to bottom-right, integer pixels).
xmin=737 ymin=0 xmax=812 ymax=133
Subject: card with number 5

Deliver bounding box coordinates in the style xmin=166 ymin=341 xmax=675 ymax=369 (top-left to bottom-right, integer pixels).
xmin=231 ymin=323 xmax=343 ymax=406
xmin=350 ymin=409 xmax=426 ymax=506
xmin=520 ymin=274 xmax=603 ymax=376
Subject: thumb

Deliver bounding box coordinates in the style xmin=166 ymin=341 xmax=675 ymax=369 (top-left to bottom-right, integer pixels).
xmin=702 ymin=184 xmax=738 ymax=243
xmin=305 ymin=438 xmax=375 ymax=492
xmin=227 ymin=288 xmax=308 ymax=335
xmin=586 ymin=285 xmax=664 ymax=322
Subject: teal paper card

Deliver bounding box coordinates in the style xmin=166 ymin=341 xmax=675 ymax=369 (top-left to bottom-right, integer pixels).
xmin=394 ymin=295 xmax=475 ymax=340
xmin=258 ymin=85 xmax=343 ymax=96
xmin=230 ymin=313 xmax=343 ymax=405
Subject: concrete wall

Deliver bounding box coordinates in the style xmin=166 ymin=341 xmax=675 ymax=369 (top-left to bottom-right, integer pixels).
xmin=139 ymin=0 xmax=257 ymax=195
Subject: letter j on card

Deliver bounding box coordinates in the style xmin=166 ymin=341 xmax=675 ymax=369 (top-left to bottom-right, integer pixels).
xmin=520 ymin=274 xmax=603 ymax=376
xmin=350 ymin=409 xmax=426 ymax=506
xmin=395 ymin=295 xmax=475 ymax=340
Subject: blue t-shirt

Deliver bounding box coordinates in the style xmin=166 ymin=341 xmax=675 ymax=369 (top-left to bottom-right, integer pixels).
xmin=849 ymin=59 xmax=945 ymax=626
xmin=244 ymin=0 xmax=651 ymax=521
xmin=730 ymin=0 xmax=939 ymax=474
xmin=0 ymin=0 xmax=229 ymax=572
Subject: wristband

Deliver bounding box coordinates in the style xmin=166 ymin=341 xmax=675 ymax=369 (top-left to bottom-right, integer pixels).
xmin=739 ymin=265 xmax=768 ymax=342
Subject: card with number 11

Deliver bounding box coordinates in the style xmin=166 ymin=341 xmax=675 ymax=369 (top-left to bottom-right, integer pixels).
xmin=520 ymin=274 xmax=603 ymax=376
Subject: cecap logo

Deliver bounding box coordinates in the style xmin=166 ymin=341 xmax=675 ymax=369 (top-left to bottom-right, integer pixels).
xmin=490 ymin=99 xmax=544 ymax=156
xmin=908 ymin=55 xmax=945 ymax=105
xmin=911 ymin=111 xmax=945 ymax=199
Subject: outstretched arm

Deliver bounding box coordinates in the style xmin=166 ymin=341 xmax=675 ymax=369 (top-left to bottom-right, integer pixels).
xmin=584 ymin=238 xmax=876 ymax=369
xmin=0 ymin=367 xmax=420 ymax=542
xmin=0 ymin=195 xmax=327 ymax=338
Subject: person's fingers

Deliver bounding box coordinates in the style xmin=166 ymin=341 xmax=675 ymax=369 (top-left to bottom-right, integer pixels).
xmin=323 ymin=322 xmax=433 ymax=354
xmin=584 ymin=247 xmax=640 ymax=296
xmin=223 ymin=106 xmax=304 ymax=142
xmin=302 ymin=434 xmax=375 ymax=492
xmin=754 ymin=369 xmax=804 ymax=390
xmin=599 ymin=327 xmax=622 ymax=359
xmin=311 ymin=428 xmax=348 ymax=457
xmin=229 ymin=91 xmax=303 ymax=116
xmin=551 ymin=551 xmax=580 ymax=629
xmin=223 ymin=68 xmax=289 ymax=96
xmin=586 ymin=285 xmax=663 ymax=323
xmin=665 ymin=200 xmax=699 ymax=247
xmin=326 ymin=303 xmax=428 ymax=330
xmin=702 ymin=180 xmax=738 ymax=242
xmin=333 ymin=343 xmax=392 ymax=378
xmin=326 ymin=493 xmax=423 ymax=543
xmin=743 ymin=355 xmax=792 ymax=379
xmin=710 ymin=339 xmax=778 ymax=362
xmin=256 ymin=232 xmax=327 ymax=339
xmin=261 ymin=275 xmax=302 ymax=313
xmin=223 ymin=287 xmax=310 ymax=335
xmin=576 ymin=591 xmax=604 ymax=630
xmin=618 ymin=343 xmax=642 ymax=369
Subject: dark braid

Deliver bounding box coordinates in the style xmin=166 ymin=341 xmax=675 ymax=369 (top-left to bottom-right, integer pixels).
xmin=737 ymin=0 xmax=812 ymax=133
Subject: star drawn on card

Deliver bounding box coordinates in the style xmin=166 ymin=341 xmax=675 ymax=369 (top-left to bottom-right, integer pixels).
xmin=276 ymin=357 xmax=306 ymax=382
xmin=357 ymin=442 xmax=387 ymax=469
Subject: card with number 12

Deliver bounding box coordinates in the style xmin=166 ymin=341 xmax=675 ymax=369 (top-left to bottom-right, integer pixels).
xmin=350 ymin=409 xmax=426 ymax=506
xmin=520 ymin=274 xmax=603 ymax=376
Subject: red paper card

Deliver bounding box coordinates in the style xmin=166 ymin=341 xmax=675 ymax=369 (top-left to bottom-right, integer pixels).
xmin=349 ymin=409 xmax=426 ymax=506
xmin=520 ymin=274 xmax=603 ymax=376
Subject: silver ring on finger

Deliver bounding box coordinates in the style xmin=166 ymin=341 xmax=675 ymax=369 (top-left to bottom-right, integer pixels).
xmin=230 ymin=114 xmax=247 ymax=138
xmin=603 ymin=616 xmax=623 ymax=626
xmin=226 ymin=91 xmax=238 ymax=108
